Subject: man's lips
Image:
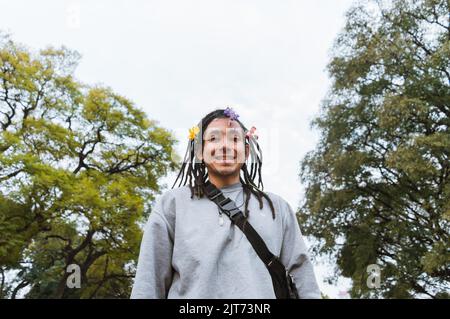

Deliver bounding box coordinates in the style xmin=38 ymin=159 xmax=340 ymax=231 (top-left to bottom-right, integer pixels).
xmin=213 ymin=156 xmax=236 ymax=164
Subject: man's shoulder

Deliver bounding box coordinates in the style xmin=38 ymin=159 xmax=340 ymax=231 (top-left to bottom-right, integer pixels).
xmin=263 ymin=190 xmax=287 ymax=207
xmin=262 ymin=191 xmax=296 ymax=220
xmin=158 ymin=185 xmax=191 ymax=201
xmin=151 ymin=185 xmax=192 ymax=216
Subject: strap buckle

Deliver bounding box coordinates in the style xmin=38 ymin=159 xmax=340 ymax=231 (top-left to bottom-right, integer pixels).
xmin=219 ymin=198 xmax=241 ymax=218
xmin=209 ymin=190 xmax=221 ymax=201
xmin=205 ymin=181 xmax=242 ymax=219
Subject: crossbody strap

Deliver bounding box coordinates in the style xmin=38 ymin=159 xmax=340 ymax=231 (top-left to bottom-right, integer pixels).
xmin=204 ymin=181 xmax=298 ymax=299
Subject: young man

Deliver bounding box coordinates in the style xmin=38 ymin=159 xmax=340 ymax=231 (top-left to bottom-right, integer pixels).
xmin=130 ymin=108 xmax=321 ymax=299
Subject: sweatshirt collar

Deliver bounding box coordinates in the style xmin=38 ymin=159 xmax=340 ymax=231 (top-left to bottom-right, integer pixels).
xmin=219 ymin=181 xmax=243 ymax=192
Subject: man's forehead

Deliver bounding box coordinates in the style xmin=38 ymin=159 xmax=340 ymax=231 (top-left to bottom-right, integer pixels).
xmin=204 ymin=126 xmax=243 ymax=134
xmin=204 ymin=119 xmax=243 ymax=134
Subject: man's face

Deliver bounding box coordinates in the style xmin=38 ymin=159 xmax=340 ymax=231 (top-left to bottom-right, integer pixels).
xmin=197 ymin=118 xmax=249 ymax=177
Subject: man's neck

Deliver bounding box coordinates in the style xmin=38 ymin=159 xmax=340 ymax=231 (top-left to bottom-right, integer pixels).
xmin=207 ymin=173 xmax=240 ymax=189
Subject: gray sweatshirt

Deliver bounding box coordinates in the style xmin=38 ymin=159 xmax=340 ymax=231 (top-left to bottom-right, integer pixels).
xmin=130 ymin=182 xmax=321 ymax=299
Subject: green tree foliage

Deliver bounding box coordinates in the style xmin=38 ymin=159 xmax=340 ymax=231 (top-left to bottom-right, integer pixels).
xmin=300 ymin=0 xmax=449 ymax=298
xmin=0 ymin=33 xmax=179 ymax=298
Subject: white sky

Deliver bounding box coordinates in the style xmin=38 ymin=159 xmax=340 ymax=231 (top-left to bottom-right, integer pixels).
xmin=1 ymin=0 xmax=354 ymax=298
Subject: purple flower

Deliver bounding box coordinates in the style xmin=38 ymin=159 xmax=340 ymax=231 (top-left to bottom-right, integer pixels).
xmin=224 ymin=107 xmax=239 ymax=121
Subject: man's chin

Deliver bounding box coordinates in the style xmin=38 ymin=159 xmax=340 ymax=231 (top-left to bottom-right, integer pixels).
xmin=209 ymin=164 xmax=240 ymax=176
xmin=216 ymin=168 xmax=239 ymax=176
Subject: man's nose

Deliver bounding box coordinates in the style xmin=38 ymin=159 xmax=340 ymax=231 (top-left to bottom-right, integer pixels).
xmin=216 ymin=139 xmax=234 ymax=155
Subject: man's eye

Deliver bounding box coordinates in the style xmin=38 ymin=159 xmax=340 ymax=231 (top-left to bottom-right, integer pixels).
xmin=209 ymin=136 xmax=216 ymax=141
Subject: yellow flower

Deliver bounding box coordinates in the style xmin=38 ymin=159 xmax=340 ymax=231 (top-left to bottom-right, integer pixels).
xmin=188 ymin=125 xmax=200 ymax=140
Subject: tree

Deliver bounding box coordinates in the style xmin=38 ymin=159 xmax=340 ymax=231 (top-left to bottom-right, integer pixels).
xmin=0 ymin=33 xmax=179 ymax=298
xmin=300 ymin=0 xmax=449 ymax=298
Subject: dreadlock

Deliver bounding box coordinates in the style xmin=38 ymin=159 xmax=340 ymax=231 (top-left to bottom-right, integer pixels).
xmin=172 ymin=109 xmax=276 ymax=219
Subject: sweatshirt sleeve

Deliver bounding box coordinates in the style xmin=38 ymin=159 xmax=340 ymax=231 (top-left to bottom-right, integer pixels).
xmin=278 ymin=198 xmax=321 ymax=299
xmin=130 ymin=210 xmax=174 ymax=299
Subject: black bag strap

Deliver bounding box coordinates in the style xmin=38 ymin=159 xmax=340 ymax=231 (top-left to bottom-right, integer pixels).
xmin=204 ymin=181 xmax=299 ymax=299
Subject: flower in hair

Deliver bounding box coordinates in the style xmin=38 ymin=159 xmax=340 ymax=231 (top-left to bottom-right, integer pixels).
xmin=188 ymin=125 xmax=200 ymax=140
xmin=224 ymin=107 xmax=239 ymax=121
xmin=246 ymin=126 xmax=258 ymax=140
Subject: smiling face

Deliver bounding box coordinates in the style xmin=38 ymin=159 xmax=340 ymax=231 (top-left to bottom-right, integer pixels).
xmin=197 ymin=118 xmax=249 ymax=180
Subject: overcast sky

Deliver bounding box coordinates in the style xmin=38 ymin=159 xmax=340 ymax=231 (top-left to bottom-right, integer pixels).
xmin=1 ymin=0 xmax=355 ymax=298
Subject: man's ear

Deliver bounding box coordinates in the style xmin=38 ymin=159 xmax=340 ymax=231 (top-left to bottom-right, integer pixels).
xmin=195 ymin=143 xmax=203 ymax=161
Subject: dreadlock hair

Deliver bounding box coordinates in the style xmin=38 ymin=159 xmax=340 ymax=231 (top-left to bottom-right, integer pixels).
xmin=172 ymin=109 xmax=276 ymax=219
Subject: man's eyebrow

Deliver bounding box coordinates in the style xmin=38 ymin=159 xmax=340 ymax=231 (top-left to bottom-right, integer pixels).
xmin=204 ymin=128 xmax=243 ymax=135
xmin=204 ymin=128 xmax=220 ymax=135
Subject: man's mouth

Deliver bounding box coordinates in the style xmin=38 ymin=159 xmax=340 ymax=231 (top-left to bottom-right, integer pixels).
xmin=214 ymin=156 xmax=236 ymax=163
